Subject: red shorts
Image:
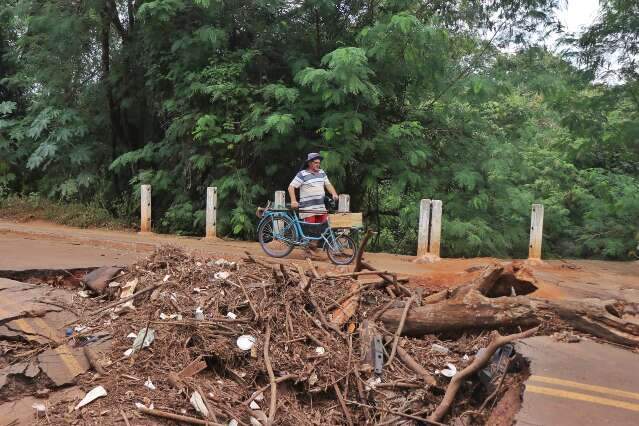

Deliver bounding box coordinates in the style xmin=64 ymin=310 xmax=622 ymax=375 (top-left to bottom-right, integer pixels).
xmin=304 ymin=214 xmax=328 ymax=224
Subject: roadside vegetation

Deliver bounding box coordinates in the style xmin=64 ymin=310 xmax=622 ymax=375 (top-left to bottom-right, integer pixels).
xmin=1 ymin=1 xmax=638 ymax=258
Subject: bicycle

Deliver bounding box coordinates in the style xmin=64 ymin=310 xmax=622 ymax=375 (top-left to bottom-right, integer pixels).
xmin=256 ymin=200 xmax=359 ymax=265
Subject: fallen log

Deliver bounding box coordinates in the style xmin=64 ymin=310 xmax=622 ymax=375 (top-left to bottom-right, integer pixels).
xmin=534 ymin=298 xmax=639 ymax=347
xmin=381 ymin=293 xmax=539 ymax=336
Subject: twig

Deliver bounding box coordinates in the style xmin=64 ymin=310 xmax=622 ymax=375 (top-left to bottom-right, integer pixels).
xmin=370 ymin=299 xmax=397 ymax=322
xmin=235 ymin=277 xmax=259 ymax=320
xmin=264 ymin=323 xmax=277 ymax=425
xmin=386 ymin=296 xmax=413 ymax=366
xmin=89 ymin=283 xmax=162 ymax=316
xmin=385 ymin=337 xmax=436 ymax=386
xmin=195 ymin=385 xmax=218 ymax=422
xmin=305 ymin=332 xmax=326 ymax=348
xmin=428 ymin=326 xmax=540 ymax=422
xmin=295 ymin=264 xmax=311 ymax=291
xmin=333 ymin=383 xmax=354 ymax=426
xmin=119 ymin=409 xmax=131 ymax=426
xmin=327 ymin=270 xmax=393 ymax=279
xmin=353 ymin=230 xmax=374 ymax=272
xmin=306 ymin=258 xmax=321 ymax=278
xmin=345 ymin=400 xmax=446 ymax=426
xmin=242 ymin=375 xmax=298 ymax=406
xmin=136 ymin=405 xmax=224 ymax=425
xmin=308 ymin=293 xmax=346 ymax=339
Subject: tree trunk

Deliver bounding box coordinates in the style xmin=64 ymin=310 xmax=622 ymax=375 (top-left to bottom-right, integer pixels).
xmin=534 ymin=298 xmax=639 ymax=347
xmin=381 ymin=293 xmax=539 ymax=336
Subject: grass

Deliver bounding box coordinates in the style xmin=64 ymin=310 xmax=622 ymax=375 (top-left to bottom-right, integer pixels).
xmin=0 ymin=194 xmax=133 ymax=230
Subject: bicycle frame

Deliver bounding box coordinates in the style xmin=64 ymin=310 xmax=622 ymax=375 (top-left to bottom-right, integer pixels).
xmin=261 ymin=209 xmax=345 ymax=252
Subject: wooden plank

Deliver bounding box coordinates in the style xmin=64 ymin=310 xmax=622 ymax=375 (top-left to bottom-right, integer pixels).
xmin=329 ymin=212 xmax=363 ymax=228
xmin=205 ymin=187 xmax=217 ymax=238
xmin=528 ymin=204 xmax=544 ymax=259
xmin=338 ymin=194 xmax=350 ymax=212
xmin=417 ymin=199 xmax=431 ymax=256
xmin=429 ymin=200 xmax=442 ymax=257
xmin=140 ymin=185 xmax=152 ymax=233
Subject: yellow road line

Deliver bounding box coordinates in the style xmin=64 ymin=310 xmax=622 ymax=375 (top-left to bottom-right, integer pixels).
xmin=53 ymin=345 xmax=85 ymax=377
xmin=527 ymin=385 xmax=639 ymax=412
xmin=530 ymin=375 xmax=639 ymax=401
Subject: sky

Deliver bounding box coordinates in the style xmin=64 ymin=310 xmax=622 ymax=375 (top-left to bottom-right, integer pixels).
xmin=557 ymin=0 xmax=600 ymax=35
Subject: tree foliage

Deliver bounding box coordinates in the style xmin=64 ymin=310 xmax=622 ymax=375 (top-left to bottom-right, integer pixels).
xmin=1 ymin=0 xmax=638 ymax=259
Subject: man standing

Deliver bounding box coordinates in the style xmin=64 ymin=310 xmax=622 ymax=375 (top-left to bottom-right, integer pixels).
xmin=288 ymin=152 xmax=338 ymax=224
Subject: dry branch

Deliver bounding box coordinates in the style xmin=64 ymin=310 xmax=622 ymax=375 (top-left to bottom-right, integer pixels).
xmin=428 ymin=326 xmax=539 ymax=422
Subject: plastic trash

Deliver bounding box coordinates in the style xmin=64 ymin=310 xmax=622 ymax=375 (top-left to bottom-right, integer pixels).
xmin=229 ymin=420 xmax=239 ymax=426
xmin=32 ymin=403 xmax=46 ymax=416
xmin=190 ymin=391 xmax=209 ymax=417
xmin=126 ymin=332 xmax=137 ymax=339
xmin=163 ymin=274 xmax=170 ymax=282
xmin=214 ymin=271 xmax=231 ymax=280
xmin=131 ymin=327 xmax=155 ymax=353
xmin=441 ymin=363 xmax=457 ymax=377
xmin=75 ymin=386 xmax=107 ymax=410
xmin=226 ymin=312 xmax=237 ymax=320
xmin=431 ymin=343 xmax=450 ymax=354
xmin=144 ymin=378 xmax=156 ymax=390
xmin=194 ymin=307 xmax=204 ymax=321
xmin=249 ymin=400 xmax=260 ymax=409
xmin=315 ymin=346 xmax=326 ymax=355
xmin=78 ymin=290 xmax=90 ymax=298
xmin=236 ymin=335 xmax=256 ymax=351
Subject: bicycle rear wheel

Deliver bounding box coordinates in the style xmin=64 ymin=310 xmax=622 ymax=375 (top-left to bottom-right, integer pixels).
xmin=258 ymin=215 xmax=297 ymax=258
xmin=326 ymin=233 xmax=357 ymax=265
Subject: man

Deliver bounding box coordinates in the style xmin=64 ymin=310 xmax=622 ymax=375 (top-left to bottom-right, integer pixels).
xmin=288 ymin=152 xmax=338 ymax=225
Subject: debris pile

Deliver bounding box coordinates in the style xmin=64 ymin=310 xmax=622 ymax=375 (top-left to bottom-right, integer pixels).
xmin=3 ymin=242 xmax=638 ymax=425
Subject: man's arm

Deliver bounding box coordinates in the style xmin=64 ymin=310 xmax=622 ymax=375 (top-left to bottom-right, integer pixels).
xmin=288 ymin=185 xmax=298 ymax=209
xmin=325 ymin=181 xmax=338 ymax=201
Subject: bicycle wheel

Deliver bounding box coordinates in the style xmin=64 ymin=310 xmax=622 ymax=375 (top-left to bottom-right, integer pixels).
xmin=258 ymin=215 xmax=298 ymax=258
xmin=326 ymin=233 xmax=357 ymax=265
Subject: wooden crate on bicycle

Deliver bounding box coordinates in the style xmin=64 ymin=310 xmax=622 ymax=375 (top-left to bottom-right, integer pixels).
xmin=328 ymin=212 xmax=363 ymax=229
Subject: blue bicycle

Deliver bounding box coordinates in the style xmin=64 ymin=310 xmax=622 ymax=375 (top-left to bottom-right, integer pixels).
xmin=256 ymin=201 xmax=358 ymax=265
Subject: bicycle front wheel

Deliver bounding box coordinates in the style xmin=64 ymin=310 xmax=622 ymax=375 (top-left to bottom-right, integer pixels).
xmin=326 ymin=233 xmax=357 ymax=265
xmin=258 ymin=215 xmax=298 ymax=258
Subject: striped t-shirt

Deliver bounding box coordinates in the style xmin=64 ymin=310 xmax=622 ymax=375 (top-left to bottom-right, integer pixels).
xmin=290 ymin=169 xmax=331 ymax=218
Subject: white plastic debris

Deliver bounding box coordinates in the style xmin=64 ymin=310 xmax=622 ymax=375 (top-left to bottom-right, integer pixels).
xmin=163 ymin=274 xmax=170 ymax=282
xmin=229 ymin=420 xmax=239 ymax=426
xmin=214 ymin=271 xmax=231 ymax=280
xmin=253 ymin=391 xmax=264 ymax=402
xmin=431 ymin=343 xmax=449 ymax=354
xmin=123 ymin=348 xmax=134 ymax=357
xmin=196 ymin=262 xmax=203 ymax=267
xmin=315 ymin=346 xmax=326 ymax=355
xmin=236 ymin=335 xmax=256 ymax=351
xmin=134 ymin=402 xmax=147 ymax=410
xmin=127 ymin=332 xmax=137 ymax=339
xmin=131 ymin=327 xmax=155 ymax=353
xmin=78 ymin=290 xmax=90 ymax=298
xmin=117 ymin=278 xmax=138 ymax=311
xmin=144 ymin=378 xmax=156 ymax=390
xmin=441 ymin=363 xmax=457 ymax=378
xmin=32 ymin=403 xmax=46 ymax=414
xmin=365 ymin=376 xmax=382 ymax=391
xmin=226 ymin=312 xmax=237 ymax=320
xmin=75 ymin=386 xmax=107 ymax=410
xmin=462 ymin=354 xmax=470 ymax=361
xmin=249 ymin=401 xmax=260 ymax=410
xmin=308 ymin=373 xmax=318 ymax=386
xmin=108 ymin=282 xmax=120 ymax=288
xmin=194 ymin=307 xmax=204 ymax=321
xmin=193 ymin=287 xmax=203 ymax=293
xmin=159 ymin=313 xmax=182 ymax=320
xmin=74 ymin=325 xmax=87 ymax=333
xmin=190 ymin=391 xmax=209 ymax=418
